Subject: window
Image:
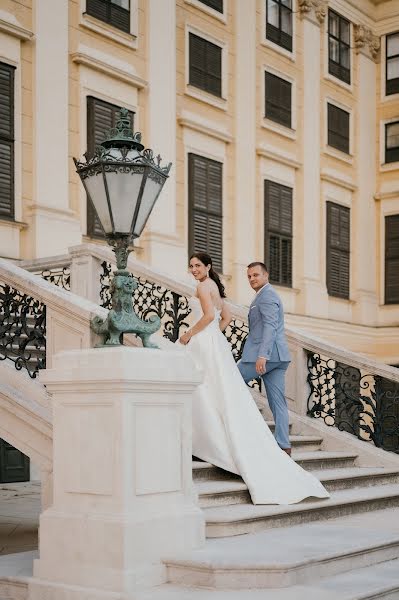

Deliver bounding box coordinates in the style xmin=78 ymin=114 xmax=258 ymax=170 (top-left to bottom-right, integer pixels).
xmin=385 ymin=215 xmax=399 ymax=304
xmin=198 ymin=0 xmax=223 ymax=12
xmin=266 ymin=0 xmax=293 ymax=52
xmin=386 ymin=32 xmax=399 ymax=96
xmin=86 ymin=97 xmax=134 ymax=238
xmin=385 ymin=121 xmax=399 ymax=164
xmin=326 ymin=202 xmax=350 ymax=299
xmin=265 ymin=72 xmax=292 ymax=128
xmin=189 ymin=33 xmax=222 ymax=97
xmin=0 ymin=62 xmax=15 ymax=220
xmin=86 ymin=0 xmax=130 ymax=33
xmin=188 ymin=154 xmax=223 ymax=272
xmin=264 ymin=180 xmax=292 ymax=287
xmin=328 ymin=10 xmax=351 ymax=85
xmin=327 ymin=103 xmax=350 ymax=154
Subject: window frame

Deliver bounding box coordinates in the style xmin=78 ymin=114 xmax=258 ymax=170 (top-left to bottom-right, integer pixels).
xmin=385 ymin=121 xmax=399 ymax=164
xmin=326 ymin=201 xmax=351 ymax=300
xmin=327 ymin=102 xmax=350 ymax=155
xmin=85 ymin=0 xmax=131 ymax=35
xmin=386 ymin=32 xmax=399 ymax=97
xmin=188 ymin=152 xmax=223 ymax=272
xmin=264 ymin=179 xmax=293 ymax=288
xmin=265 ymin=0 xmax=293 ymax=53
xmin=328 ymin=9 xmax=351 ymax=86
xmin=83 ymin=0 xmax=135 ymax=37
xmin=0 ymin=62 xmax=15 ymax=221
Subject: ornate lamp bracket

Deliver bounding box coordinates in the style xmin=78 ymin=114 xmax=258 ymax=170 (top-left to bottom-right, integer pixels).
xmin=91 ymin=237 xmax=161 ymax=347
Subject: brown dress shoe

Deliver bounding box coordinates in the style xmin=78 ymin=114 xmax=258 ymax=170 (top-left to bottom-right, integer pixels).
xmin=282 ymin=447 xmax=292 ymax=457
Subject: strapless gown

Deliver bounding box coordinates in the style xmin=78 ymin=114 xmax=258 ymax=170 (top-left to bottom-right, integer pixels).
xmin=183 ymin=296 xmax=329 ymax=505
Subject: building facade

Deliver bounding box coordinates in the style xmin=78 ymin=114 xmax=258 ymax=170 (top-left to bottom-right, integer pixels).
xmin=0 ymin=0 xmax=398 ymax=362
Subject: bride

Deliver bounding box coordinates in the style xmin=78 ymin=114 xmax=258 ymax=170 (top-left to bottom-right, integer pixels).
xmin=177 ymin=252 xmax=329 ymax=505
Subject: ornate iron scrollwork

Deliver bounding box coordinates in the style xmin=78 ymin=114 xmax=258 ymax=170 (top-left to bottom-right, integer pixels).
xmin=307 ymin=352 xmax=399 ymax=453
xmin=40 ymin=266 xmax=71 ymax=291
xmin=0 ymin=283 xmax=46 ymax=378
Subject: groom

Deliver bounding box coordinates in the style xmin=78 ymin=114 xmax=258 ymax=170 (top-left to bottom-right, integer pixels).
xmin=238 ymin=262 xmax=292 ymax=456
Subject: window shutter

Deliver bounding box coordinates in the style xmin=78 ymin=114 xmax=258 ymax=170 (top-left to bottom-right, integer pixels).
xmin=266 ymin=0 xmax=293 ymax=52
xmin=0 ymin=62 xmax=15 ymax=219
xmin=189 ymin=33 xmax=222 ymax=97
xmin=86 ymin=0 xmax=130 ymax=33
xmin=327 ymin=202 xmax=350 ymax=299
xmin=264 ymin=180 xmax=293 ymax=287
xmin=265 ymin=72 xmax=292 ymax=128
xmin=328 ymin=103 xmax=350 ymax=154
xmin=188 ymin=154 xmax=223 ymax=272
xmin=86 ymin=97 xmax=134 ymax=238
xmin=199 ymin=0 xmax=223 ymax=13
xmin=385 ymin=214 xmax=399 ymax=304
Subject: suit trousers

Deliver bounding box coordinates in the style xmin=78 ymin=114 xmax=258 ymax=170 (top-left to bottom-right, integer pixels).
xmin=238 ymin=360 xmax=291 ymax=449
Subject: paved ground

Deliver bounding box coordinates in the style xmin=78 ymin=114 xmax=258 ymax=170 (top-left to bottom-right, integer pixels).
xmin=0 ymin=482 xmax=40 ymax=556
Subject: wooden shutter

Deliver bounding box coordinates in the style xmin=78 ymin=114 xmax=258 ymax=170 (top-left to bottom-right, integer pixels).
xmin=86 ymin=0 xmax=130 ymax=33
xmin=188 ymin=154 xmax=223 ymax=272
xmin=0 ymin=440 xmax=29 ymax=483
xmin=86 ymin=97 xmax=134 ymax=238
xmin=199 ymin=0 xmax=223 ymax=12
xmin=0 ymin=62 xmax=15 ymax=219
xmin=328 ymin=103 xmax=350 ymax=154
xmin=189 ymin=33 xmax=222 ymax=97
xmin=265 ymin=72 xmax=292 ymax=128
xmin=385 ymin=215 xmax=399 ymax=304
xmin=326 ymin=202 xmax=350 ymax=299
xmin=264 ymin=180 xmax=293 ymax=287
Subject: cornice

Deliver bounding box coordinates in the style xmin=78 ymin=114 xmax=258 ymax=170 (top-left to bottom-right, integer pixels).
xmin=71 ymin=47 xmax=147 ymax=89
xmin=256 ymin=145 xmax=302 ymax=169
xmin=178 ymin=116 xmax=233 ymax=143
xmin=0 ymin=11 xmax=33 ymax=41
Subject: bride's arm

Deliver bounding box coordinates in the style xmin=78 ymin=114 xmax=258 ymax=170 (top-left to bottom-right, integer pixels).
xmin=179 ymin=282 xmax=216 ymax=344
xmin=219 ymin=301 xmax=231 ymax=332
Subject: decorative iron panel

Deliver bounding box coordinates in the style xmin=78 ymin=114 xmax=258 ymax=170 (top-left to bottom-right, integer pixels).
xmin=0 ymin=282 xmax=46 ymax=378
xmin=307 ymin=352 xmax=399 ymax=454
xmin=39 ymin=266 xmax=71 ymax=291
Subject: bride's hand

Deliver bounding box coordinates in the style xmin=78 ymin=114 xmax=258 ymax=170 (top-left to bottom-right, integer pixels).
xmin=179 ymin=331 xmax=192 ymax=345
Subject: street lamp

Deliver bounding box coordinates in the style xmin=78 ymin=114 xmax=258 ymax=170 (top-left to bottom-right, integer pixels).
xmin=73 ymin=108 xmax=171 ymax=347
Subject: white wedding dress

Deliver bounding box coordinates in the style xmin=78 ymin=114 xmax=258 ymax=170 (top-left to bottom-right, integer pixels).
xmin=183 ymin=296 xmax=330 ymax=505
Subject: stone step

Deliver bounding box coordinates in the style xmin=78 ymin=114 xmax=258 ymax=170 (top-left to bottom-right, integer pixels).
xmin=139 ymin=558 xmax=399 ymax=599
xmin=165 ymin=512 xmax=399 ymax=589
xmin=203 ymin=483 xmax=399 ymax=537
xmin=192 ymin=451 xmax=358 ymax=482
xmin=195 ymin=467 xmax=399 ymax=508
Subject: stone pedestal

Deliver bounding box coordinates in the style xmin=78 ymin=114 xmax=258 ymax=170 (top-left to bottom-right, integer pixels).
xmin=29 ymin=347 xmax=204 ymax=600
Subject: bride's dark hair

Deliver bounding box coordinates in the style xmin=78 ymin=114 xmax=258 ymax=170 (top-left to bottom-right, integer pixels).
xmin=190 ymin=252 xmax=226 ymax=299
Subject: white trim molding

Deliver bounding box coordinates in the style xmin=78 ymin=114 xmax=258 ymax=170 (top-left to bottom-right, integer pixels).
xmin=185 ymin=24 xmax=228 ymax=109
xmin=178 ymin=112 xmax=233 ymax=143
xmin=257 ymin=145 xmax=301 ymax=170
xmin=184 ymin=0 xmax=227 ymax=23
xmin=0 ymin=10 xmax=33 ymax=41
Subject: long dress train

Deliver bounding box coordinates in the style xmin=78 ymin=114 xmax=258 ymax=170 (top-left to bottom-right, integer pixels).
xmin=185 ymin=296 xmax=329 ymax=505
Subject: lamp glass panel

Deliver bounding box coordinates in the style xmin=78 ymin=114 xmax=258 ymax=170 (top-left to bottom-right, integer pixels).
xmin=133 ymin=173 xmax=165 ymax=237
xmin=105 ymin=169 xmax=144 ymax=234
xmin=83 ymin=171 xmax=113 ymax=233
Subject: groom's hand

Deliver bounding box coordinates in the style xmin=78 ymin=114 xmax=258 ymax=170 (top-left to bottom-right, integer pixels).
xmin=256 ymin=357 xmax=267 ymax=375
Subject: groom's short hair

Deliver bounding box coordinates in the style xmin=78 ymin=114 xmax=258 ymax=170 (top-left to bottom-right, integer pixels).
xmin=247 ymin=262 xmax=268 ymax=273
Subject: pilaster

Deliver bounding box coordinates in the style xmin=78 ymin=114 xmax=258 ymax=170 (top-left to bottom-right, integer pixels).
xmin=233 ymin=0 xmax=257 ymax=304
xmin=298 ymin=1 xmax=327 ymax=316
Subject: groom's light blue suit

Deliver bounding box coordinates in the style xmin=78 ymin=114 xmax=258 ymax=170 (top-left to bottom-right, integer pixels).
xmin=238 ymin=284 xmax=291 ymax=449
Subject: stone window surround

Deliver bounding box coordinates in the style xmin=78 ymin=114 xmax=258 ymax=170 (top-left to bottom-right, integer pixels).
xmin=262 ymin=64 xmax=297 ymax=139
xmin=184 ymin=0 xmax=228 ymax=24
xmin=324 ymin=96 xmax=354 ymax=164
xmin=185 ymin=24 xmax=228 ymax=111
xmin=79 ymin=0 xmax=139 ymax=49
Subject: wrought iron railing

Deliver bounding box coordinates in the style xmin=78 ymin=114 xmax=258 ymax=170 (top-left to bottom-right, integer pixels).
xmin=99 ymin=261 xmax=253 ymax=363
xmin=39 ymin=266 xmax=71 ymax=291
xmin=307 ymin=353 xmax=399 ymax=454
xmin=0 ymin=282 xmax=46 ymax=379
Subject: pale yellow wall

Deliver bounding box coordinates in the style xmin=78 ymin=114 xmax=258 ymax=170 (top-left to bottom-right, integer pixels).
xmin=1 ymin=0 xmax=398 ymax=362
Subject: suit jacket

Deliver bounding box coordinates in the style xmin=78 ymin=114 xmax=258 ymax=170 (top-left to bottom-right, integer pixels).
xmin=241 ymin=284 xmax=291 ymax=363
